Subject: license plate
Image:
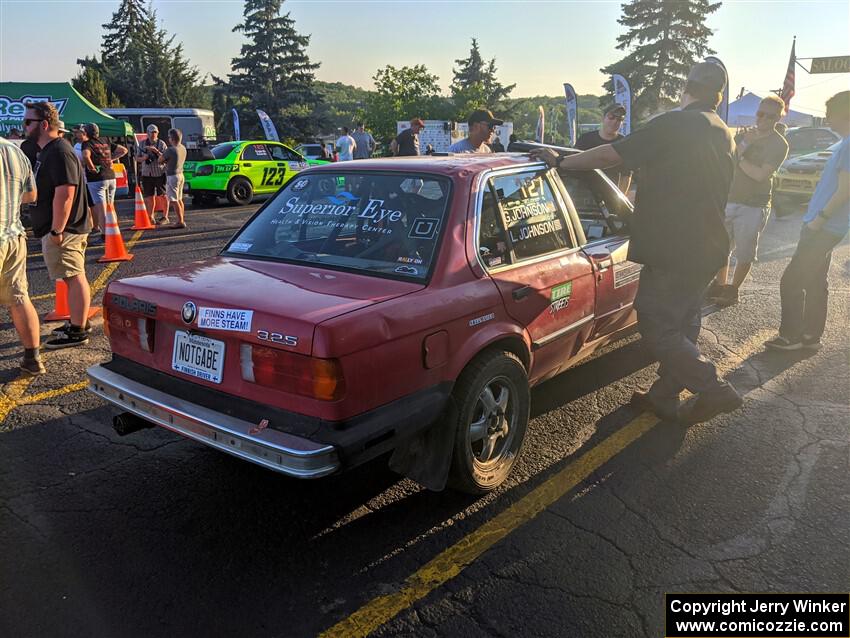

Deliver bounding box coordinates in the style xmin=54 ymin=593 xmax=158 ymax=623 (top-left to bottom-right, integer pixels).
xmin=172 ymin=331 xmax=225 ymax=384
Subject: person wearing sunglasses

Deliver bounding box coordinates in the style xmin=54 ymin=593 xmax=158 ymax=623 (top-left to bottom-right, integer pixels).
xmin=24 ymin=101 xmax=93 ymax=349
xmin=575 ymin=103 xmax=632 ymax=193
xmin=708 ymin=94 xmax=788 ymax=307
xmin=449 ymin=109 xmax=504 ymax=153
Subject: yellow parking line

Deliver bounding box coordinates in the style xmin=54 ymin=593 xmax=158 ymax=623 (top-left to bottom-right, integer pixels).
xmin=318 ymin=413 xmax=658 ymax=638
xmin=0 ymin=230 xmax=144 ymax=423
xmin=18 ymin=381 xmax=89 ymax=406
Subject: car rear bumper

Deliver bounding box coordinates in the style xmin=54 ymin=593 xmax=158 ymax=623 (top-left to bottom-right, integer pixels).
xmin=87 ymin=364 xmax=341 ymax=478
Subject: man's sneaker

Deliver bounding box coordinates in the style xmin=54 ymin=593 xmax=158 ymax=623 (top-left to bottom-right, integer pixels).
xmin=801 ymin=335 xmax=822 ymax=351
xmin=714 ymin=285 xmax=739 ymax=308
xmin=45 ymin=330 xmax=89 ymax=350
xmin=51 ymin=321 xmax=93 ymax=336
xmin=765 ymin=335 xmax=802 ymax=351
xmin=20 ymin=358 xmax=46 ymax=376
xmin=630 ymin=390 xmax=680 ymax=422
xmin=682 ymin=382 xmax=743 ymax=425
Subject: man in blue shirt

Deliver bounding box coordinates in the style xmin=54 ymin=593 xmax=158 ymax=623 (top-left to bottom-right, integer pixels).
xmin=766 ymin=91 xmax=850 ymax=351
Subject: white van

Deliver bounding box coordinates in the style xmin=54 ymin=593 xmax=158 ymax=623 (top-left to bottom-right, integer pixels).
xmin=103 ymin=108 xmax=216 ymax=148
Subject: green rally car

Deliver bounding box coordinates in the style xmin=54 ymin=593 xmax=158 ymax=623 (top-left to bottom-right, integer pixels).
xmin=184 ymin=140 xmax=327 ymax=206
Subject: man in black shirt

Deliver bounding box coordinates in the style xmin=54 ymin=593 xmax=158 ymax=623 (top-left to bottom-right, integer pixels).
xmin=575 ymin=103 xmax=631 ymax=192
xmin=390 ymin=118 xmax=425 ymax=156
xmin=24 ymin=101 xmax=92 ymax=349
xmin=532 ymin=62 xmax=742 ymax=424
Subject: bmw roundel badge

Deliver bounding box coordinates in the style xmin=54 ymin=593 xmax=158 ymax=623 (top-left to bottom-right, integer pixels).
xmin=181 ymin=301 xmax=197 ymax=324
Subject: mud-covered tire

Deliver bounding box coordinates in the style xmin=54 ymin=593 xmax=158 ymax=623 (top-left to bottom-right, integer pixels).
xmin=448 ymin=351 xmax=530 ymax=494
xmin=226 ymin=177 xmax=253 ymax=206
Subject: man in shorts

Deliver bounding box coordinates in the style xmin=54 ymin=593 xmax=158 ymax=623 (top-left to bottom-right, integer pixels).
xmin=709 ymin=94 xmax=789 ymax=306
xmin=79 ymin=123 xmax=127 ymax=237
xmin=0 ymin=137 xmax=44 ymax=373
xmin=136 ymin=124 xmax=168 ymax=224
xmin=24 ymin=101 xmax=92 ymax=349
xmin=159 ymin=128 xmax=187 ymax=228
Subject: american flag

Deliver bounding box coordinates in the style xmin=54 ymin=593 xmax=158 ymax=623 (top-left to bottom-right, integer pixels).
xmin=780 ymin=40 xmax=796 ymax=111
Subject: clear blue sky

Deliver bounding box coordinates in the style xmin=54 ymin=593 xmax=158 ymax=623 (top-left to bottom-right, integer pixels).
xmin=1 ymin=0 xmax=848 ymax=115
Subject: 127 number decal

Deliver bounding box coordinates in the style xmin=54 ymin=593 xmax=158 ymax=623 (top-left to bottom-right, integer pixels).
xmin=260 ymin=167 xmax=287 ymax=186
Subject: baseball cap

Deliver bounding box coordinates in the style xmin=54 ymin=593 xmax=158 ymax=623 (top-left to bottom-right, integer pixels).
xmin=468 ymin=109 xmax=504 ymax=127
xmin=687 ymin=61 xmax=727 ymax=93
xmin=83 ymin=123 xmax=100 ymax=138
xmin=57 ymin=120 xmax=69 ymax=133
xmin=603 ymin=103 xmax=627 ymax=117
xmin=410 ymin=118 xmax=425 ymax=128
xmin=146 ymin=124 xmax=159 ymax=133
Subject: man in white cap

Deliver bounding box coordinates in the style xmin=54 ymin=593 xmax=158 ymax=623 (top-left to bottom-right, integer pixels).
xmin=532 ymin=62 xmax=741 ymax=425
xmin=136 ymin=123 xmax=168 ymax=223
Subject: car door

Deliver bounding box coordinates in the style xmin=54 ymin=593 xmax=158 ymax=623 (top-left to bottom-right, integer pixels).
xmin=239 ymin=143 xmax=276 ymax=193
xmin=480 ymin=166 xmax=595 ymax=381
xmin=558 ymin=169 xmax=639 ymax=340
xmin=269 ymin=143 xmax=308 ymax=184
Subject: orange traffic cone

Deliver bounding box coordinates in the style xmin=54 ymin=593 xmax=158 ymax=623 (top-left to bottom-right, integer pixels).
xmin=98 ymin=201 xmax=133 ymax=262
xmin=130 ymin=185 xmax=155 ymax=230
xmin=44 ymin=280 xmax=101 ymax=322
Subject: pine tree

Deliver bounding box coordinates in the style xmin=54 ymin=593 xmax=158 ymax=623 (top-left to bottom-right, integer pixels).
xmin=601 ymin=0 xmax=720 ymax=118
xmin=225 ymin=0 xmax=324 ymax=140
xmin=82 ymin=0 xmax=205 ymax=108
xmin=451 ymin=38 xmax=515 ymax=117
xmin=72 ymin=63 xmax=123 ymax=108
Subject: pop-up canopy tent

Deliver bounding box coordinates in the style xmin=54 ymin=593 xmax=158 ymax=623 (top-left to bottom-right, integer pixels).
xmin=0 ymin=82 xmax=134 ymax=137
xmin=727 ymin=92 xmax=816 ymax=128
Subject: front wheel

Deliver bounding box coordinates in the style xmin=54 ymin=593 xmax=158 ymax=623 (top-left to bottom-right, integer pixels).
xmin=226 ymin=177 xmax=254 ymax=206
xmin=448 ymin=351 xmax=530 ymax=494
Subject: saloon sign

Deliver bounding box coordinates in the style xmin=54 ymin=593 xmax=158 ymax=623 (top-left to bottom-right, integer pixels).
xmin=0 ymin=94 xmax=68 ymax=134
xmin=810 ymin=56 xmax=850 ymax=74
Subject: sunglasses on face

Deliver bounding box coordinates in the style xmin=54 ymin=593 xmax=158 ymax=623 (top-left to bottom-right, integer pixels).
xmin=23 ymin=118 xmax=44 ymax=126
xmin=756 ymin=111 xmax=779 ymax=120
xmin=607 ymin=113 xmax=625 ymax=121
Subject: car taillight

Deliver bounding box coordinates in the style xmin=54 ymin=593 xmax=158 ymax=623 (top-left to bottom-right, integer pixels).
xmin=103 ymin=306 xmax=111 ymax=338
xmin=240 ymin=343 xmax=345 ymax=401
xmin=107 ymin=310 xmax=155 ymax=352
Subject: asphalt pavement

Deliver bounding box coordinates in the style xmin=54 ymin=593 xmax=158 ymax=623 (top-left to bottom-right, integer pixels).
xmin=0 ymin=199 xmax=847 ymax=638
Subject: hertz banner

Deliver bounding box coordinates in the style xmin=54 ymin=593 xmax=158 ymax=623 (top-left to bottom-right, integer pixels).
xmin=810 ymin=56 xmax=850 ymax=74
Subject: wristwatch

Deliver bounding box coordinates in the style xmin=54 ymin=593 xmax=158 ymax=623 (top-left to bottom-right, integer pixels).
xmin=49 ymin=229 xmax=63 ymax=236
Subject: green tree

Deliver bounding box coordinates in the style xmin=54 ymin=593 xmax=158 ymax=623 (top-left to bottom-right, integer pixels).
xmin=72 ymin=62 xmax=123 ymax=108
xmin=223 ymin=0 xmax=324 ymax=140
xmin=365 ymin=64 xmax=450 ymax=145
xmin=600 ymin=0 xmax=720 ymax=119
xmin=451 ymin=38 xmax=515 ymax=117
xmin=80 ymin=0 xmax=205 ymax=108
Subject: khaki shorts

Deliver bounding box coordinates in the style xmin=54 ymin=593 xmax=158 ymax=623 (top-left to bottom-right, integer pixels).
xmin=724 ymin=202 xmax=770 ymax=264
xmin=0 ymin=235 xmax=30 ymax=305
xmin=166 ymin=174 xmax=185 ymax=202
xmin=42 ymin=232 xmax=88 ymax=280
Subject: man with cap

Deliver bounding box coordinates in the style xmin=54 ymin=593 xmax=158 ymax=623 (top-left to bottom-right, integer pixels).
xmin=531 ymin=62 xmax=742 ymax=425
xmin=23 ymin=101 xmax=93 ymax=349
xmin=575 ymin=103 xmax=632 ymax=192
xmin=135 ymin=124 xmax=168 ymax=223
xmin=449 ymin=109 xmax=504 ymax=153
xmin=79 ymin=123 xmax=127 ymax=237
xmin=390 ymin=118 xmax=425 ymax=157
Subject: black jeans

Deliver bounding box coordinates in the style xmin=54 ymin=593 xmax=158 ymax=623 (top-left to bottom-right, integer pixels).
xmin=779 ymin=226 xmax=845 ymax=342
xmin=634 ymin=266 xmax=722 ymax=410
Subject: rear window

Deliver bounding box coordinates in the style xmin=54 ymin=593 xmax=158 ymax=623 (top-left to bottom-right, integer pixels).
xmin=224 ymin=172 xmax=451 ymax=281
xmin=212 ymin=143 xmax=238 ymax=159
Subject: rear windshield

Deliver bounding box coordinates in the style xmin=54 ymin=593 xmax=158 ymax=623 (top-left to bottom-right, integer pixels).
xmin=224 ymin=172 xmax=452 ymax=281
xmin=212 ymin=143 xmax=238 ymax=159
